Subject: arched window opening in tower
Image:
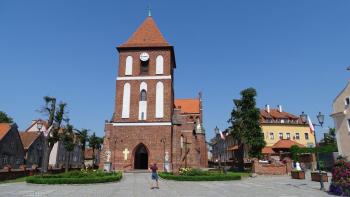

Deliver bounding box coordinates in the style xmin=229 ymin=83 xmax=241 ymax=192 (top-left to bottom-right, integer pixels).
xmin=140 ymin=60 xmax=149 ymax=75
xmin=140 ymin=89 xmax=147 ymax=101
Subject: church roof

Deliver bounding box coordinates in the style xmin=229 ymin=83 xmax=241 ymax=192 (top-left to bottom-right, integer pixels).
xmin=175 ymin=99 xmax=201 ymax=114
xmin=0 ymin=123 xmax=11 ymax=141
xmin=119 ymin=16 xmax=170 ymax=48
xmin=19 ymin=132 xmax=40 ymax=150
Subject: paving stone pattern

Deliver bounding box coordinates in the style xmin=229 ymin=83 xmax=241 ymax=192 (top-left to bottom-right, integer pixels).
xmin=0 ymin=173 xmax=332 ymax=197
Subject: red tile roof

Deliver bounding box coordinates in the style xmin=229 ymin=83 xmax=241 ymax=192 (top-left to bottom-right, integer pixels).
xmin=19 ymin=132 xmax=40 ymax=150
xmin=260 ymin=109 xmax=304 ymax=124
xmin=174 ymin=99 xmax=200 ymax=114
xmin=119 ymin=16 xmax=169 ymax=48
xmin=272 ymin=139 xmax=305 ymax=149
xmin=0 ymin=123 xmax=11 ymax=141
xmin=262 ymin=147 xmax=275 ymax=154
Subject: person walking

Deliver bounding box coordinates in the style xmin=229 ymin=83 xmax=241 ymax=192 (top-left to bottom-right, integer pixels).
xmin=149 ymin=163 xmax=159 ymax=189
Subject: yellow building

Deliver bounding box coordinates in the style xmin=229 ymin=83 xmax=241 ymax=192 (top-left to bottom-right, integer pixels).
xmin=260 ymin=105 xmax=315 ymax=155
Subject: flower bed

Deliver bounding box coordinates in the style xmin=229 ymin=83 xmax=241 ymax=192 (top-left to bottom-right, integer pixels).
xmin=26 ymin=170 xmax=122 ymax=184
xmin=159 ymin=168 xmax=242 ymax=181
xmin=329 ymin=159 xmax=350 ymax=196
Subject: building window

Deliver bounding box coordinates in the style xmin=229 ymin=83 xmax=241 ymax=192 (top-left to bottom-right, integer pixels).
xmin=122 ymin=83 xmax=131 ymax=118
xmin=295 ymin=133 xmax=300 ymax=140
xmin=16 ymin=158 xmax=21 ymax=165
xmin=345 ymin=97 xmax=350 ymax=106
xmin=139 ymin=82 xmax=148 ymax=120
xmin=140 ymin=60 xmax=149 ymax=75
xmin=286 ymin=133 xmax=290 ymax=139
xmin=2 ymin=156 xmax=7 ymax=165
xmin=140 ymin=89 xmax=147 ymax=101
xmin=347 ymin=119 xmax=350 ymax=132
xmin=155 ymin=81 xmax=164 ymax=118
xmin=305 ymin=133 xmax=309 ymax=140
xmin=279 ymin=133 xmax=283 ymax=140
xmin=269 ymin=132 xmax=274 ymax=140
xmin=125 ymin=56 xmax=133 ymax=75
xmin=156 ymin=55 xmax=164 ymax=74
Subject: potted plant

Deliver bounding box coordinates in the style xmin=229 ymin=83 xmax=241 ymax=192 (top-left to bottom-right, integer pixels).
xmin=311 ymin=171 xmax=328 ymax=182
xmin=291 ymin=170 xmax=305 ymax=179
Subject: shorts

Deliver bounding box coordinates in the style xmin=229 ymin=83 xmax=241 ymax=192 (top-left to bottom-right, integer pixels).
xmin=151 ymin=172 xmax=158 ymax=180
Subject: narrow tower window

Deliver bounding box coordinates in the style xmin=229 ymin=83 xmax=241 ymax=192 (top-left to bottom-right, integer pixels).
xmin=140 ymin=61 xmax=149 ymax=75
xmin=155 ymin=81 xmax=164 ymax=118
xmin=156 ymin=55 xmax=164 ymax=74
xmin=125 ymin=56 xmax=133 ymax=75
xmin=140 ymin=90 xmax=147 ymax=101
xmin=139 ymin=82 xmax=147 ymax=120
xmin=122 ymin=83 xmax=131 ymax=118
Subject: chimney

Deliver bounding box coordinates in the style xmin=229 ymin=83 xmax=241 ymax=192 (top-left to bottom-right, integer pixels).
xmin=277 ymin=105 xmax=283 ymax=112
xmin=265 ymin=105 xmax=270 ymax=113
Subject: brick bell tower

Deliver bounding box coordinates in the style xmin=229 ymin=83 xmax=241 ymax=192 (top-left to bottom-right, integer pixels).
xmin=102 ymin=15 xmax=176 ymax=171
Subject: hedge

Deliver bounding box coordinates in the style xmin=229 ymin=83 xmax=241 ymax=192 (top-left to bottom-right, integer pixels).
xmin=158 ymin=172 xmax=241 ymax=181
xmin=26 ymin=171 xmax=122 ymax=184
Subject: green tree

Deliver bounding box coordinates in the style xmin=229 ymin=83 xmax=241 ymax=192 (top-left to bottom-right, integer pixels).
xmin=40 ymin=96 xmax=68 ymax=172
xmin=88 ymin=132 xmax=103 ymax=167
xmin=61 ymin=124 xmax=75 ymax=173
xmin=322 ymin=128 xmax=337 ymax=146
xmin=0 ymin=111 xmax=13 ymax=123
xmin=228 ymin=88 xmax=266 ymax=171
xmin=75 ymin=128 xmax=89 ymax=164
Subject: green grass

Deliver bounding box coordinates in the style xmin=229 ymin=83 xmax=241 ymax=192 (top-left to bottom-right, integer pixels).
xmin=159 ymin=172 xmax=244 ymax=181
xmin=0 ymin=176 xmax=26 ymax=184
xmin=26 ymin=170 xmax=123 ymax=184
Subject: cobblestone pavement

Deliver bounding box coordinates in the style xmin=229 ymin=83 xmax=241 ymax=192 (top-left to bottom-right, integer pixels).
xmin=0 ymin=173 xmax=332 ymax=197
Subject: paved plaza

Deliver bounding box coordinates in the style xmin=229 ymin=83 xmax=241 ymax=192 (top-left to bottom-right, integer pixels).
xmin=0 ymin=173 xmax=332 ymax=197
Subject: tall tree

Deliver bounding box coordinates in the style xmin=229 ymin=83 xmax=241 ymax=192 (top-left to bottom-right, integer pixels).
xmin=75 ymin=128 xmax=89 ymax=165
xmin=0 ymin=111 xmax=13 ymax=123
xmin=61 ymin=124 xmax=75 ymax=173
xmin=228 ymin=88 xmax=266 ymax=171
xmin=40 ymin=96 xmax=67 ymax=172
xmin=88 ymin=132 xmax=103 ymax=167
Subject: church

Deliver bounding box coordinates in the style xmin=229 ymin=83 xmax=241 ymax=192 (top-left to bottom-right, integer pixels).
xmin=101 ymin=14 xmax=207 ymax=172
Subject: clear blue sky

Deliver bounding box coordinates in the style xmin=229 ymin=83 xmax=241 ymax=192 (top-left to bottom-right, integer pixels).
xmin=1 ymin=0 xmax=349 ymax=141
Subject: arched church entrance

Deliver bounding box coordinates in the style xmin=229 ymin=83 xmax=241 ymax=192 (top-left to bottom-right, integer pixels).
xmin=134 ymin=144 xmax=148 ymax=169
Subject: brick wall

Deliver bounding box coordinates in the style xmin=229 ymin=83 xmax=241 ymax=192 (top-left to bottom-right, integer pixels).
xmin=252 ymin=160 xmax=288 ymax=175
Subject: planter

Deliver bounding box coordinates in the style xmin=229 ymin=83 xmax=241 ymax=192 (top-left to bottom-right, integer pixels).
xmin=291 ymin=171 xmax=305 ymax=179
xmin=311 ymin=172 xmax=328 ymax=182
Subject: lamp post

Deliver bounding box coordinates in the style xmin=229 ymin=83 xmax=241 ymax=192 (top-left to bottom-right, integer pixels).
xmin=214 ymin=126 xmax=222 ymax=170
xmin=36 ymin=120 xmax=44 ymax=176
xmin=160 ymin=138 xmax=166 ymax=172
xmin=300 ymin=111 xmax=325 ymax=190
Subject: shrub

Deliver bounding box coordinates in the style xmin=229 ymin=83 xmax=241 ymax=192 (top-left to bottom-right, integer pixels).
xmin=26 ymin=170 xmax=122 ymax=184
xmin=159 ymin=172 xmax=241 ymax=181
xmin=179 ymin=168 xmax=208 ymax=176
xmin=329 ymin=159 xmax=350 ymax=196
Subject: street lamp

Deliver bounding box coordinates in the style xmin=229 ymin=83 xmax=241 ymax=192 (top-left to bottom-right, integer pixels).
xmin=214 ymin=126 xmax=219 ymax=135
xmin=300 ymin=111 xmax=325 ymax=190
xmin=36 ymin=119 xmax=45 ymax=175
xmin=37 ymin=119 xmax=43 ymax=132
